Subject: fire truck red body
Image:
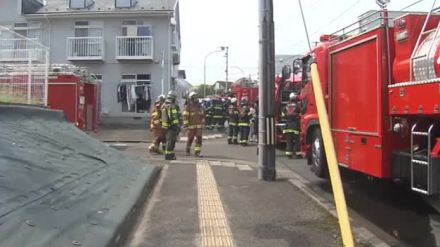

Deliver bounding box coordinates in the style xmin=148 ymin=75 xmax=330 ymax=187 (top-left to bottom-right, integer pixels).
xmin=47 ymin=66 xmax=99 ymax=132
xmin=230 ymin=80 xmax=258 ymax=105
xmin=294 ymin=10 xmax=440 ymax=195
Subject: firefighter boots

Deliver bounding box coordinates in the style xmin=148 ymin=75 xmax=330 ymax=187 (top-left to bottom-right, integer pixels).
xmin=165 ymin=153 xmax=176 ymax=160
xmin=149 ymin=144 xmax=163 ymax=155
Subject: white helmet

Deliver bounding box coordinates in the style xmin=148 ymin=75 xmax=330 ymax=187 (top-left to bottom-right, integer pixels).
xmin=289 ymin=92 xmax=298 ymax=100
xmin=188 ymin=91 xmax=197 ymax=99
xmin=230 ymin=98 xmax=237 ymax=104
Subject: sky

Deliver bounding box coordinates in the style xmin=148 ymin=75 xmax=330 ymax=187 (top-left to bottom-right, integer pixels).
xmin=179 ymin=0 xmax=434 ymax=85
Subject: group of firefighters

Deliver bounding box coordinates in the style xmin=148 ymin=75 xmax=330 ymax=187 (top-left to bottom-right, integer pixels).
xmin=148 ymin=90 xmax=301 ymax=160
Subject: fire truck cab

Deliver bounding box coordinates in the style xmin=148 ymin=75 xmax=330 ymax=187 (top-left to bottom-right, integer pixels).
xmin=295 ymin=9 xmax=440 ymax=196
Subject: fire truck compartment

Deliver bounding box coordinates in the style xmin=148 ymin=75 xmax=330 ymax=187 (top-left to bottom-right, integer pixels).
xmin=389 ymin=80 xmax=440 ymax=115
xmin=329 ymin=28 xmax=388 ymax=178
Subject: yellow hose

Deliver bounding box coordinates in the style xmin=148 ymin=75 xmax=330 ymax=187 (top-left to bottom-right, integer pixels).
xmin=311 ymin=63 xmax=354 ymax=247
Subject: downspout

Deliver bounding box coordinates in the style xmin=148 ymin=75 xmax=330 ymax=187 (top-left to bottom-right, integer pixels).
xmin=168 ymin=13 xmax=172 ymax=92
xmin=44 ymin=14 xmax=51 ymax=64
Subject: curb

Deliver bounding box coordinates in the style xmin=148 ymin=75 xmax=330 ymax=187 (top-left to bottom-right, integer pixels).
xmin=110 ymin=166 xmax=162 ymax=247
xmin=278 ymin=168 xmax=391 ymax=247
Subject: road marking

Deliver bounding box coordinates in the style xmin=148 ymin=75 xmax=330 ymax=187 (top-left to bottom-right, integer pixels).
xmin=169 ymin=160 xmax=196 ymax=164
xmin=197 ymin=160 xmax=234 ymax=247
xmin=209 ymin=161 xmax=222 ymax=166
xmin=236 ymin=164 xmax=252 ymax=171
xmin=221 ymin=162 xmax=236 ymax=168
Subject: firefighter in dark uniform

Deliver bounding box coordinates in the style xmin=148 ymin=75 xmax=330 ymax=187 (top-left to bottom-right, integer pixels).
xmin=282 ymin=92 xmax=301 ymax=159
xmin=205 ymin=98 xmax=213 ymax=129
xmin=149 ymin=94 xmax=166 ymax=154
xmin=227 ymin=97 xmax=239 ymax=144
xmin=183 ymin=92 xmax=205 ymax=157
xmin=162 ymin=90 xmax=181 ymax=160
xmin=212 ymin=98 xmax=224 ymax=130
xmin=238 ymin=97 xmax=251 ymax=146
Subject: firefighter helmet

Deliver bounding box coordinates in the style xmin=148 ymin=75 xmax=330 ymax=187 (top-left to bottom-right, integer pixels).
xmin=289 ymin=92 xmax=298 ymax=101
xmin=189 ymin=91 xmax=198 ymax=99
xmin=166 ymin=90 xmax=177 ymax=101
xmin=156 ymin=94 xmax=165 ymax=102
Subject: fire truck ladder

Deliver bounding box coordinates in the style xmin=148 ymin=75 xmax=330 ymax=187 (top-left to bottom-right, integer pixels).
xmin=410 ymin=123 xmax=437 ymax=195
xmin=409 ymin=0 xmax=440 ymax=81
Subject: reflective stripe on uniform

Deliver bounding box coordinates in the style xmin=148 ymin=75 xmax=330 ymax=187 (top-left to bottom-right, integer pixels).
xmin=194 ymin=145 xmax=201 ymax=151
xmin=285 ymin=151 xmax=293 ymax=155
xmin=283 ymin=129 xmax=299 ymax=134
xmin=238 ymin=123 xmax=250 ymax=126
xmin=165 ymin=150 xmax=174 ymax=154
xmin=188 ymin=124 xmax=203 ymax=129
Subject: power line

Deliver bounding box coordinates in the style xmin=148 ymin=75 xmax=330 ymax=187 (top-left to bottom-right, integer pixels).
xmin=400 ymin=0 xmax=425 ymax=10
xmin=310 ymin=0 xmax=362 ymax=36
xmin=288 ymin=0 xmax=363 ymax=53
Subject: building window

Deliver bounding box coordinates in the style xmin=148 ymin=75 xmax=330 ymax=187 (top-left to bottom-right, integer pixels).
xmin=9 ymin=22 xmax=41 ymax=51
xmin=117 ymin=74 xmax=152 ymax=113
xmin=74 ymin=21 xmax=103 ymax=37
xmin=14 ymin=22 xmax=41 ymax=40
xmin=70 ymin=21 xmax=103 ymax=57
xmin=121 ymin=20 xmax=151 ymax=36
xmin=70 ymin=0 xmax=94 ymax=9
xmin=115 ymin=0 xmax=137 ymax=8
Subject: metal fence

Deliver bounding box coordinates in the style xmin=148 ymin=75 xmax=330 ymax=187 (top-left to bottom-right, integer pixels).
xmin=0 ymin=26 xmax=49 ymax=106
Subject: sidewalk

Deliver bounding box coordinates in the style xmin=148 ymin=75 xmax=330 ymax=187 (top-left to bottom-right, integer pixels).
xmin=123 ymin=141 xmax=344 ymax=247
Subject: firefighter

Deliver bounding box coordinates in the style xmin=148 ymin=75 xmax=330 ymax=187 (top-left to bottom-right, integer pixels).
xmin=148 ymin=94 xmax=166 ymax=154
xmin=182 ymin=92 xmax=205 ymax=157
xmin=238 ymin=97 xmax=251 ymax=146
xmin=162 ymin=90 xmax=181 ymax=160
xmin=282 ymin=92 xmax=301 ymax=159
xmin=212 ymin=97 xmax=224 ymax=130
xmin=205 ymin=98 xmax=213 ymax=129
xmin=227 ymin=97 xmax=239 ymax=144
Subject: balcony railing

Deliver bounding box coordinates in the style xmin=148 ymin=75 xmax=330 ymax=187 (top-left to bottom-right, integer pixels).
xmin=67 ymin=37 xmax=104 ymax=60
xmin=116 ymin=36 xmax=153 ymax=60
xmin=0 ymin=38 xmax=44 ymax=62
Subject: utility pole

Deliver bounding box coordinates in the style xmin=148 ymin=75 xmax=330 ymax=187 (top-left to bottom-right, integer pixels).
xmin=258 ymin=0 xmax=276 ymax=181
xmin=225 ymin=46 xmax=229 ymax=82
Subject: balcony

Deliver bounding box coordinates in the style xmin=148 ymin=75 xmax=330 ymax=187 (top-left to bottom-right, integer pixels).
xmin=67 ymin=37 xmax=104 ymax=60
xmin=0 ymin=39 xmax=45 ymax=62
xmin=116 ymin=36 xmax=153 ymax=60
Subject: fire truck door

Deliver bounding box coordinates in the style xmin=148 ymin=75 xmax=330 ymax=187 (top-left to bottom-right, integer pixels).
xmin=333 ymin=131 xmax=352 ymax=168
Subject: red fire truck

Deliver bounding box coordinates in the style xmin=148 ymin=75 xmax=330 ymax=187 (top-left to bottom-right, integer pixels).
xmin=230 ymin=78 xmax=259 ymax=105
xmin=293 ymin=9 xmax=440 ymax=196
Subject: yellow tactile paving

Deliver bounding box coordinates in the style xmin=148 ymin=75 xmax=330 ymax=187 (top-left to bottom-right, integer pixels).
xmin=197 ymin=160 xmax=234 ymax=247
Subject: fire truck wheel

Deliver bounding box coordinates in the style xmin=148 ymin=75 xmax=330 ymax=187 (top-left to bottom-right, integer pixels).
xmin=311 ymin=128 xmax=327 ymax=178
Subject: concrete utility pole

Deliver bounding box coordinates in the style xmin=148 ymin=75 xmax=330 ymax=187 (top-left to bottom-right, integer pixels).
xmin=258 ymin=0 xmax=276 ymax=181
xmin=225 ymin=46 xmax=229 ymax=82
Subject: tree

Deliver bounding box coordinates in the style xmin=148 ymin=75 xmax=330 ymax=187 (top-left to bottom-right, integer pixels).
xmin=196 ymin=84 xmax=216 ymax=97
